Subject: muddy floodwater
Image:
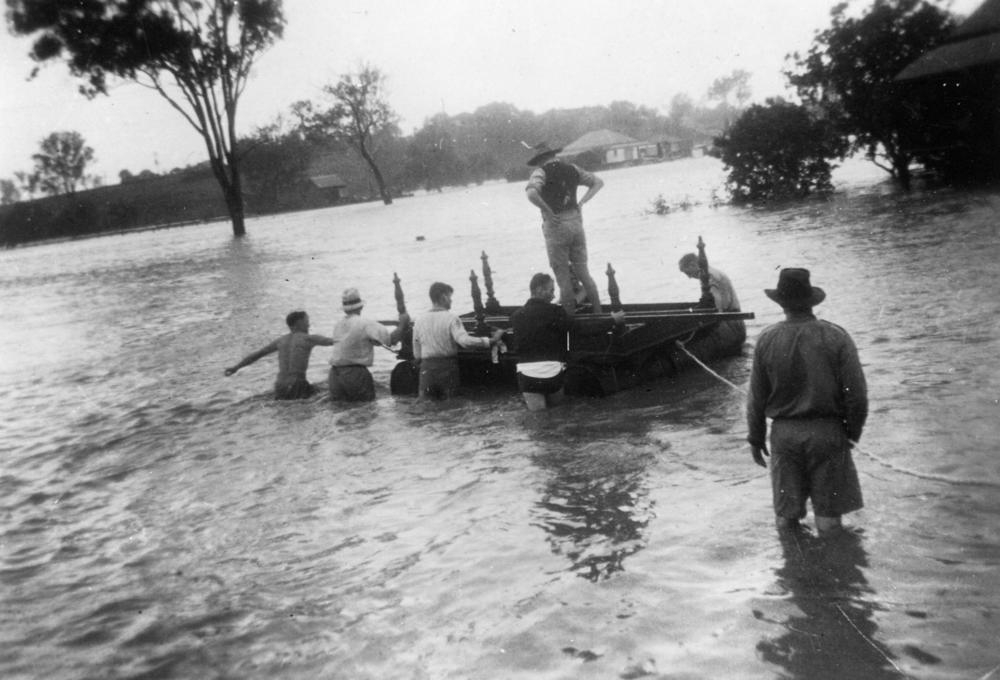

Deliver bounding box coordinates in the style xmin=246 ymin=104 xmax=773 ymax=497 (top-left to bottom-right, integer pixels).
xmin=1 ymin=158 xmax=998 ymax=679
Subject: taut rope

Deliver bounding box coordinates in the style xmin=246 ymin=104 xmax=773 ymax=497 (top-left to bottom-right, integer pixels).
xmin=674 ymin=340 xmax=1000 ymax=490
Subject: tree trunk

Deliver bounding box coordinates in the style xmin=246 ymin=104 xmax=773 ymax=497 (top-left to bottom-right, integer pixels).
xmin=360 ymin=145 xmax=392 ymax=205
xmin=226 ymin=185 xmax=247 ymax=237
xmin=229 ymin=162 xmax=247 ymax=236
xmin=209 ymin=155 xmax=247 ymax=237
xmin=897 ymin=160 xmax=911 ymax=191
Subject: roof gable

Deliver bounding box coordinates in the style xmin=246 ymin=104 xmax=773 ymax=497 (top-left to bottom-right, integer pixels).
xmin=951 ymin=0 xmax=1000 ymax=40
xmin=896 ymin=0 xmax=1000 ymax=80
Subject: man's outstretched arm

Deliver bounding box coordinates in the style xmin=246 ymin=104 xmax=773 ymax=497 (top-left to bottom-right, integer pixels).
xmin=224 ymin=340 xmax=278 ymax=376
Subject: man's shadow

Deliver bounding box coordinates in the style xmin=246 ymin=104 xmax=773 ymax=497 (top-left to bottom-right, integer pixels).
xmin=756 ymin=529 xmax=902 ymax=680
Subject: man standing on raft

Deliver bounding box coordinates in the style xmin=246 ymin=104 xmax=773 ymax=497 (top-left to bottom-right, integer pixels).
xmin=524 ymin=142 xmax=604 ymax=314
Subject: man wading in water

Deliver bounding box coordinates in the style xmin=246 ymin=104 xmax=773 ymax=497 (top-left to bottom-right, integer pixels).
xmin=224 ymin=311 xmax=333 ymax=399
xmin=746 ymin=269 xmax=868 ymax=536
xmin=524 ymin=142 xmax=604 ymax=314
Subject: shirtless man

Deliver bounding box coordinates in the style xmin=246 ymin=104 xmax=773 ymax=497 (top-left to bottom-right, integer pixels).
xmin=224 ymin=311 xmax=333 ymax=400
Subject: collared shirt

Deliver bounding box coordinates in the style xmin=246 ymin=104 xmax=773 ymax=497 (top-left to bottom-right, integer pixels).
xmin=746 ymin=314 xmax=868 ymax=447
xmin=412 ymin=308 xmax=490 ymax=359
xmin=329 ymin=314 xmax=391 ymax=367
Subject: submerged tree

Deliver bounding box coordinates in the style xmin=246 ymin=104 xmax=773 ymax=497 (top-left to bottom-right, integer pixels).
xmin=25 ymin=130 xmax=100 ymax=196
xmin=786 ymin=0 xmax=955 ymax=189
xmin=295 ymin=65 xmax=399 ymax=205
xmin=7 ymin=0 xmax=286 ymax=236
xmin=716 ymin=99 xmax=847 ymax=204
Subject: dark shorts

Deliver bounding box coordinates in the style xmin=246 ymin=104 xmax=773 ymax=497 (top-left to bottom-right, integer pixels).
xmin=517 ymin=371 xmax=565 ymax=395
xmin=418 ymin=357 xmax=460 ymax=400
xmin=329 ymin=365 xmax=376 ymax=402
xmin=274 ymin=377 xmax=314 ymax=400
xmin=769 ymin=418 xmax=863 ymax=519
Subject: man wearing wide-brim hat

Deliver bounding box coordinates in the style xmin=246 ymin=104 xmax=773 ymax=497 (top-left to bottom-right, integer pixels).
xmin=328 ymin=287 xmax=409 ymax=401
xmin=523 ymin=141 xmax=604 ymax=314
xmin=746 ymin=268 xmax=869 ymax=536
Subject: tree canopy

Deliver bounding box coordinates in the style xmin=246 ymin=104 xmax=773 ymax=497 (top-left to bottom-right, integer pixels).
xmin=294 ymin=66 xmax=399 ymax=205
xmin=786 ymin=0 xmax=956 ymax=188
xmin=716 ymin=99 xmax=847 ymax=204
xmin=7 ymin=0 xmax=286 ymax=235
xmin=27 ymin=131 xmax=100 ymax=196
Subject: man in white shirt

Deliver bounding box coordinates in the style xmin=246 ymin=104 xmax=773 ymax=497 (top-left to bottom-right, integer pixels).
xmin=329 ymin=287 xmax=409 ymax=401
xmin=412 ymin=281 xmax=504 ymax=400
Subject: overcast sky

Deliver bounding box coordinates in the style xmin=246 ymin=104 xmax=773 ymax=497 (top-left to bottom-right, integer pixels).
xmin=0 ymin=0 xmax=981 ymax=183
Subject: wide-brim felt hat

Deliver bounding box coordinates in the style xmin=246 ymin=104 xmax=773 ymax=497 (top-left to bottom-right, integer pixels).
xmin=526 ymin=142 xmax=562 ymax=166
xmin=342 ymin=287 xmax=365 ymax=312
xmin=764 ymin=268 xmax=826 ymax=307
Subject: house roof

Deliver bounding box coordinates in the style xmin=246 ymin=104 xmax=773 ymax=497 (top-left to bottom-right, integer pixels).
xmin=310 ymin=174 xmax=346 ymax=189
xmin=644 ymin=134 xmax=684 ymax=144
xmin=896 ymin=0 xmax=1000 ymax=80
xmin=561 ymin=129 xmax=638 ymax=154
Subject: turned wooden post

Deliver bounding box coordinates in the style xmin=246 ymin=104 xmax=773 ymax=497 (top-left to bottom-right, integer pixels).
xmin=469 ymin=269 xmax=488 ymax=334
xmin=393 ymin=272 xmax=414 ymax=360
xmin=696 ymin=236 xmax=715 ymax=309
xmin=481 ymin=251 xmax=501 ymax=314
xmin=606 ymin=262 xmax=622 ymax=311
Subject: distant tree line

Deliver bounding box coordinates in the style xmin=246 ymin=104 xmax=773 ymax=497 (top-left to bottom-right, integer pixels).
xmin=7 ymin=0 xmax=989 ymax=243
xmin=1 ymin=83 xmax=739 ymax=246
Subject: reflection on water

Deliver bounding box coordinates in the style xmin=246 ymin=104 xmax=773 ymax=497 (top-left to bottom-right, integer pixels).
xmin=531 ymin=442 xmax=655 ymax=582
xmin=757 ymin=530 xmax=901 ymax=680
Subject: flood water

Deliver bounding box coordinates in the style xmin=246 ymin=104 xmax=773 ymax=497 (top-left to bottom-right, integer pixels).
xmin=1 ymin=158 xmax=998 ymax=679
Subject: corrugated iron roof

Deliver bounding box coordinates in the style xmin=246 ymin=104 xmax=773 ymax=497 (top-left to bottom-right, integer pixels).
xmin=896 ymin=0 xmax=1000 ymax=80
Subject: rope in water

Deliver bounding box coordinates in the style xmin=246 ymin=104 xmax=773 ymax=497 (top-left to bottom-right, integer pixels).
xmin=834 ymin=605 xmax=908 ymax=677
xmin=674 ymin=340 xmax=1000 ymax=490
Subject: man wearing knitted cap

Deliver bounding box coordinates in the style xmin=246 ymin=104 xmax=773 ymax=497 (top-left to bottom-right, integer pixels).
xmin=746 ymin=268 xmax=868 ymax=536
xmin=329 ymin=288 xmax=409 ymax=401
xmin=524 ymin=142 xmax=604 ymax=314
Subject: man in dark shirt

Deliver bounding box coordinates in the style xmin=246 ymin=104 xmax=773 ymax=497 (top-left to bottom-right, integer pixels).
xmin=747 ymin=269 xmax=868 ymax=536
xmin=524 ymin=142 xmax=604 ymax=314
xmin=511 ymin=273 xmax=624 ymax=411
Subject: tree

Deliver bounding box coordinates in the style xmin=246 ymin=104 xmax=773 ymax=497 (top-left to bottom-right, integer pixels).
xmin=7 ymin=0 xmax=286 ymax=236
xmin=295 ymin=65 xmax=399 ymax=205
xmin=239 ymin=117 xmax=313 ymax=212
xmin=786 ymin=0 xmax=955 ymax=189
xmin=405 ymin=113 xmax=464 ymax=192
xmin=1 ymin=179 xmax=22 ymax=206
xmin=716 ymin=99 xmax=847 ymax=205
xmin=24 ymin=131 xmax=99 ymax=196
xmin=708 ymin=70 xmax=752 ymax=109
xmin=668 ymin=93 xmax=695 ymax=132
xmin=707 ymin=70 xmax=753 ymax=129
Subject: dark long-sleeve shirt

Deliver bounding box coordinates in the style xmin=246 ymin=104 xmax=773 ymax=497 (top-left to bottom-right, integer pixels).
xmin=510 ymin=298 xmax=573 ymax=363
xmin=746 ymin=314 xmax=868 ymax=447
